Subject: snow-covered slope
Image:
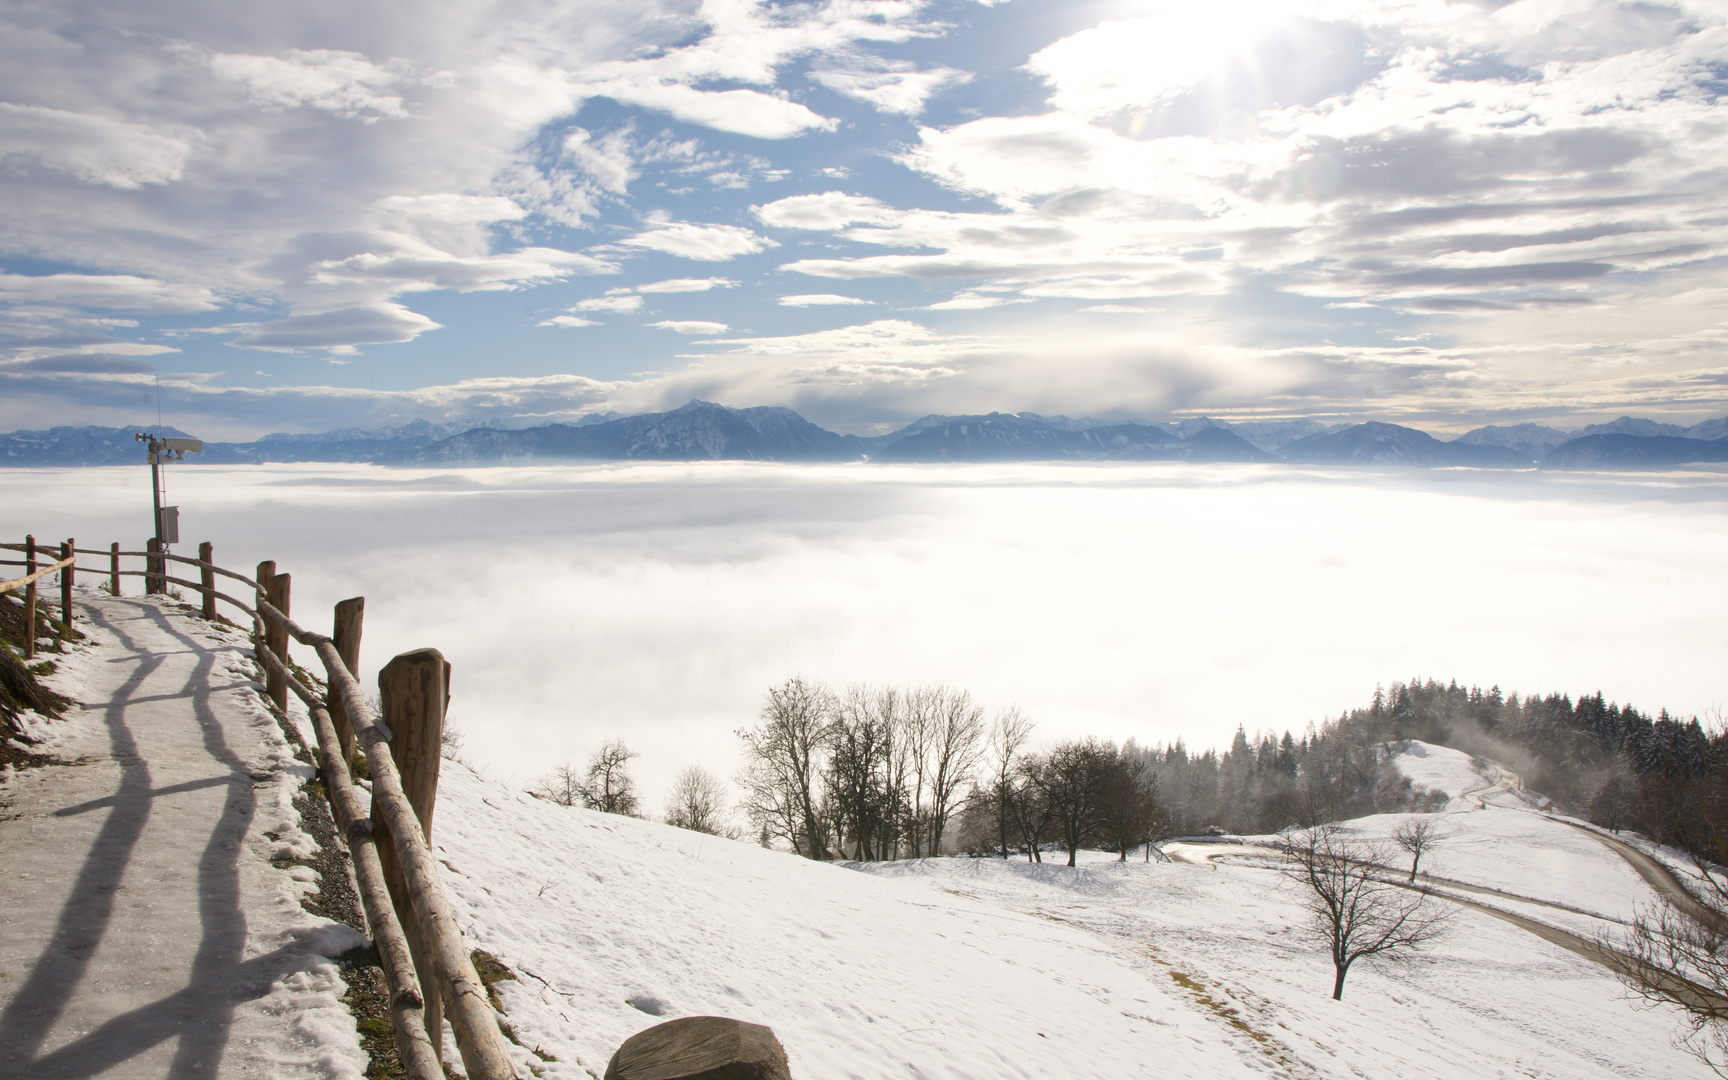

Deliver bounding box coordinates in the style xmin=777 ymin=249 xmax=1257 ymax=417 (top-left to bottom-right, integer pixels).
xmin=424 ymin=761 xmax=1711 ymax=1080
xmin=1387 ymin=740 xmax=1486 ymax=804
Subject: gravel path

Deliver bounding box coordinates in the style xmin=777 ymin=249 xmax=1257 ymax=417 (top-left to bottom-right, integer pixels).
xmin=0 ymin=593 xmax=367 ymax=1080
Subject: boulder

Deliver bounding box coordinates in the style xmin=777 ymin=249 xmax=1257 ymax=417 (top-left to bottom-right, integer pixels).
xmin=604 ymin=1015 xmax=792 ymax=1080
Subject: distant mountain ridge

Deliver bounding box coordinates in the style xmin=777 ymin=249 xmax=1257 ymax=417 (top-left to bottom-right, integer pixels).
xmin=414 ymin=401 xmax=853 ymax=464
xmin=3 ymin=407 xmax=1726 ymax=471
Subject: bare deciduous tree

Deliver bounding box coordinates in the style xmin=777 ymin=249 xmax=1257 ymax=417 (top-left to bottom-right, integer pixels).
xmin=1392 ymin=818 xmax=1442 ymax=882
xmin=924 ymin=686 xmax=987 ymax=857
xmin=1097 ymin=751 xmax=1170 ymax=862
xmin=1610 ymin=776 xmax=1728 ymax=1074
xmin=1617 ymin=890 xmax=1728 ymax=1072
xmin=664 ymin=764 xmax=730 ymax=835
xmin=578 ymin=738 xmax=640 ymax=815
xmin=1280 ymin=823 xmax=1449 ymax=999
xmin=529 ymin=763 xmax=583 ymax=807
xmin=826 ymin=685 xmax=900 ymax=860
xmin=737 ymin=676 xmax=834 ymax=860
xmin=988 ymin=707 xmax=1033 ymax=859
xmin=1030 ymin=738 xmax=1112 ymax=867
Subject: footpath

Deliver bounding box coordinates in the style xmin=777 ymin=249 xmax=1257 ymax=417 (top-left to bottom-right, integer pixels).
xmin=0 ymin=593 xmax=368 ymax=1079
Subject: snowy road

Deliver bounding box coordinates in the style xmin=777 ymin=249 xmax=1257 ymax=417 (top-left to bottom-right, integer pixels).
xmin=0 ymin=594 xmax=365 ymax=1079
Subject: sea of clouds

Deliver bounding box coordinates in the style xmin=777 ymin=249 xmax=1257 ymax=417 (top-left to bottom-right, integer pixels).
xmin=5 ymin=462 xmax=1726 ymax=813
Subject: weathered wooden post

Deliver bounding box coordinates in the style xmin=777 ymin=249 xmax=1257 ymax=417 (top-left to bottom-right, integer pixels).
xmin=59 ymin=538 xmax=74 ymax=641
xmin=265 ymin=571 xmax=291 ymax=712
xmin=23 ymin=535 xmax=36 ymax=660
xmin=255 ymin=559 xmax=276 ymax=697
xmin=109 ymin=542 xmax=120 ymax=597
xmin=376 ymin=649 xmax=451 ymax=1063
xmin=329 ymin=597 xmax=365 ymax=773
xmin=198 ymin=541 xmax=216 ymax=620
xmin=146 ymin=537 xmax=163 ymax=594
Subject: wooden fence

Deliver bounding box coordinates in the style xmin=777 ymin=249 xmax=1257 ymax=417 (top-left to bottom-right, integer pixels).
xmin=1 ymin=538 xmax=517 ymax=1080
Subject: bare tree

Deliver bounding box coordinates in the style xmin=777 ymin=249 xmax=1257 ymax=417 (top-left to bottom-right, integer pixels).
xmin=737 ymin=676 xmax=834 ymax=860
xmin=1097 ymin=751 xmax=1170 ymax=861
xmin=901 ymin=686 xmax=937 ymax=856
xmin=578 ymin=738 xmax=640 ymax=815
xmin=924 ymin=686 xmax=987 ymax=857
xmin=1392 ymin=818 xmax=1442 ymax=882
xmin=664 ymin=764 xmax=730 ymax=835
xmin=1008 ymin=755 xmax=1057 ymax=862
xmin=529 ymin=763 xmax=583 ymax=807
xmin=1610 ymin=775 xmax=1728 ymax=1073
xmin=988 ymin=707 xmax=1033 ymax=859
xmin=1030 ymin=738 xmax=1112 ymax=867
xmin=1280 ymin=823 xmax=1449 ymax=999
xmin=826 ymin=685 xmax=900 ymax=860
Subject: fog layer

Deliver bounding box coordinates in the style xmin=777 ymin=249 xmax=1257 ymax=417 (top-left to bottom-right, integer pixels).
xmin=5 ymin=462 xmax=1725 ymax=808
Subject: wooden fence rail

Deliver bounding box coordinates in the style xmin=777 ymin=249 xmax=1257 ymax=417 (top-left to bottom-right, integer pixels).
xmin=4 ymin=538 xmax=517 ymax=1080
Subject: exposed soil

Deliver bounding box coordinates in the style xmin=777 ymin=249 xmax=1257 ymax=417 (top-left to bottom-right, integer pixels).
xmin=258 ymin=671 xmax=406 ymax=1080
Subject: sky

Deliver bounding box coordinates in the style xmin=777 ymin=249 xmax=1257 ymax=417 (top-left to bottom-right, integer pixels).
xmin=1 ymin=0 xmax=1726 ymax=439
xmin=7 ymin=462 xmax=1725 ymax=806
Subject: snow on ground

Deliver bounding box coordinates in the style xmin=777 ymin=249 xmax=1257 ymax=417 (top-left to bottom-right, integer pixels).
xmin=1 ymin=592 xmax=368 ymax=1078
xmin=428 ymin=760 xmax=1712 ymax=1080
xmin=1387 ymin=741 xmax=1485 ymax=806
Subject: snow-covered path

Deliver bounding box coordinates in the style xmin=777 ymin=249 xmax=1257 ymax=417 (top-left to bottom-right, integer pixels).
xmin=0 ymin=594 xmax=366 ymax=1080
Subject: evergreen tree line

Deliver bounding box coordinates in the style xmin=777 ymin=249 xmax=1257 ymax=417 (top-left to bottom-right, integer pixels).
xmin=1127 ymin=677 xmax=1721 ymax=855
xmin=1344 ymin=678 xmax=1721 ymax=857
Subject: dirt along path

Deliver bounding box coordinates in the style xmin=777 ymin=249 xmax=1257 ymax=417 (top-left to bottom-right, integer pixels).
xmin=0 ymin=593 xmax=366 ymax=1080
xmin=1560 ymin=821 xmax=1724 ymax=929
xmin=1163 ymin=837 xmax=1672 ymax=979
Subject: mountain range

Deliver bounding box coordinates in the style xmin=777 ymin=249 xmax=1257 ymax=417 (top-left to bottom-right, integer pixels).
xmin=3 ymin=402 xmax=1726 ymax=471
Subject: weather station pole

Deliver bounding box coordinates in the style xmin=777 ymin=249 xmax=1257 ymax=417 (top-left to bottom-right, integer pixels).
xmin=135 ymin=431 xmax=203 ymax=593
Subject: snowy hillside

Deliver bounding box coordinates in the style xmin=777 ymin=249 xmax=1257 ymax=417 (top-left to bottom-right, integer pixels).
xmin=416 ymin=759 xmax=1710 ymax=1080
xmin=1387 ymin=741 xmax=1486 ymax=805
xmin=1389 ymin=739 xmax=1548 ymax=810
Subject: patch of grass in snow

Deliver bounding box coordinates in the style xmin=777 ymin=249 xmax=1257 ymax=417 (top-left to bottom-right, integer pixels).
xmin=466 ymin=948 xmax=558 ymax=1065
xmin=1141 ymin=944 xmax=1314 ymax=1079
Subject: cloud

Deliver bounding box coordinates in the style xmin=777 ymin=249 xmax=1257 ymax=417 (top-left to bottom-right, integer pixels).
xmin=620 ymin=222 xmax=777 ymax=261
xmin=754 ymin=191 xmax=899 ymax=230
xmin=374 ymin=194 xmax=526 ymax=224
xmin=227 ymin=302 xmax=442 ymax=352
xmin=309 ymin=241 xmax=615 ymax=294
xmin=649 ymin=320 xmax=730 ymax=334
xmin=8 ymin=353 xmax=161 ymax=374
xmin=206 ymin=48 xmax=413 ymax=122
xmin=580 ymin=82 xmax=834 ymax=139
xmin=636 ymin=277 xmax=738 ymax=293
xmin=0 ymin=273 xmax=219 ymax=313
xmin=0 ymin=103 xmax=195 ymax=189
xmin=560 ymin=127 xmax=639 ymax=195
xmin=777 ymin=294 xmax=873 ymax=306
xmin=924 ymin=292 xmax=1030 ymax=311
xmin=538 ymin=315 xmax=600 ymax=328
xmin=809 ymin=54 xmax=973 ymax=115
xmin=575 ymin=294 xmax=644 ymax=313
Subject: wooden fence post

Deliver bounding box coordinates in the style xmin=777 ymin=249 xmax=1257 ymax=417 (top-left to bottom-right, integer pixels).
xmin=109 ymin=542 xmax=120 ymax=597
xmin=265 ymin=572 xmax=291 ymax=712
xmin=198 ymin=541 xmax=216 ymax=620
xmin=376 ymin=649 xmax=451 ymax=1063
xmin=59 ymin=538 xmax=74 ymax=641
xmin=255 ymin=559 xmax=275 ymax=694
xmin=330 ymin=597 xmax=365 ymax=774
xmin=23 ymin=535 xmax=36 ymax=660
xmin=146 ymin=537 xmax=162 ymax=594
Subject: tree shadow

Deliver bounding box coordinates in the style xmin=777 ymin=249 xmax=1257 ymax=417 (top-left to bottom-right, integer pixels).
xmin=0 ymin=598 xmax=324 ymax=1079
